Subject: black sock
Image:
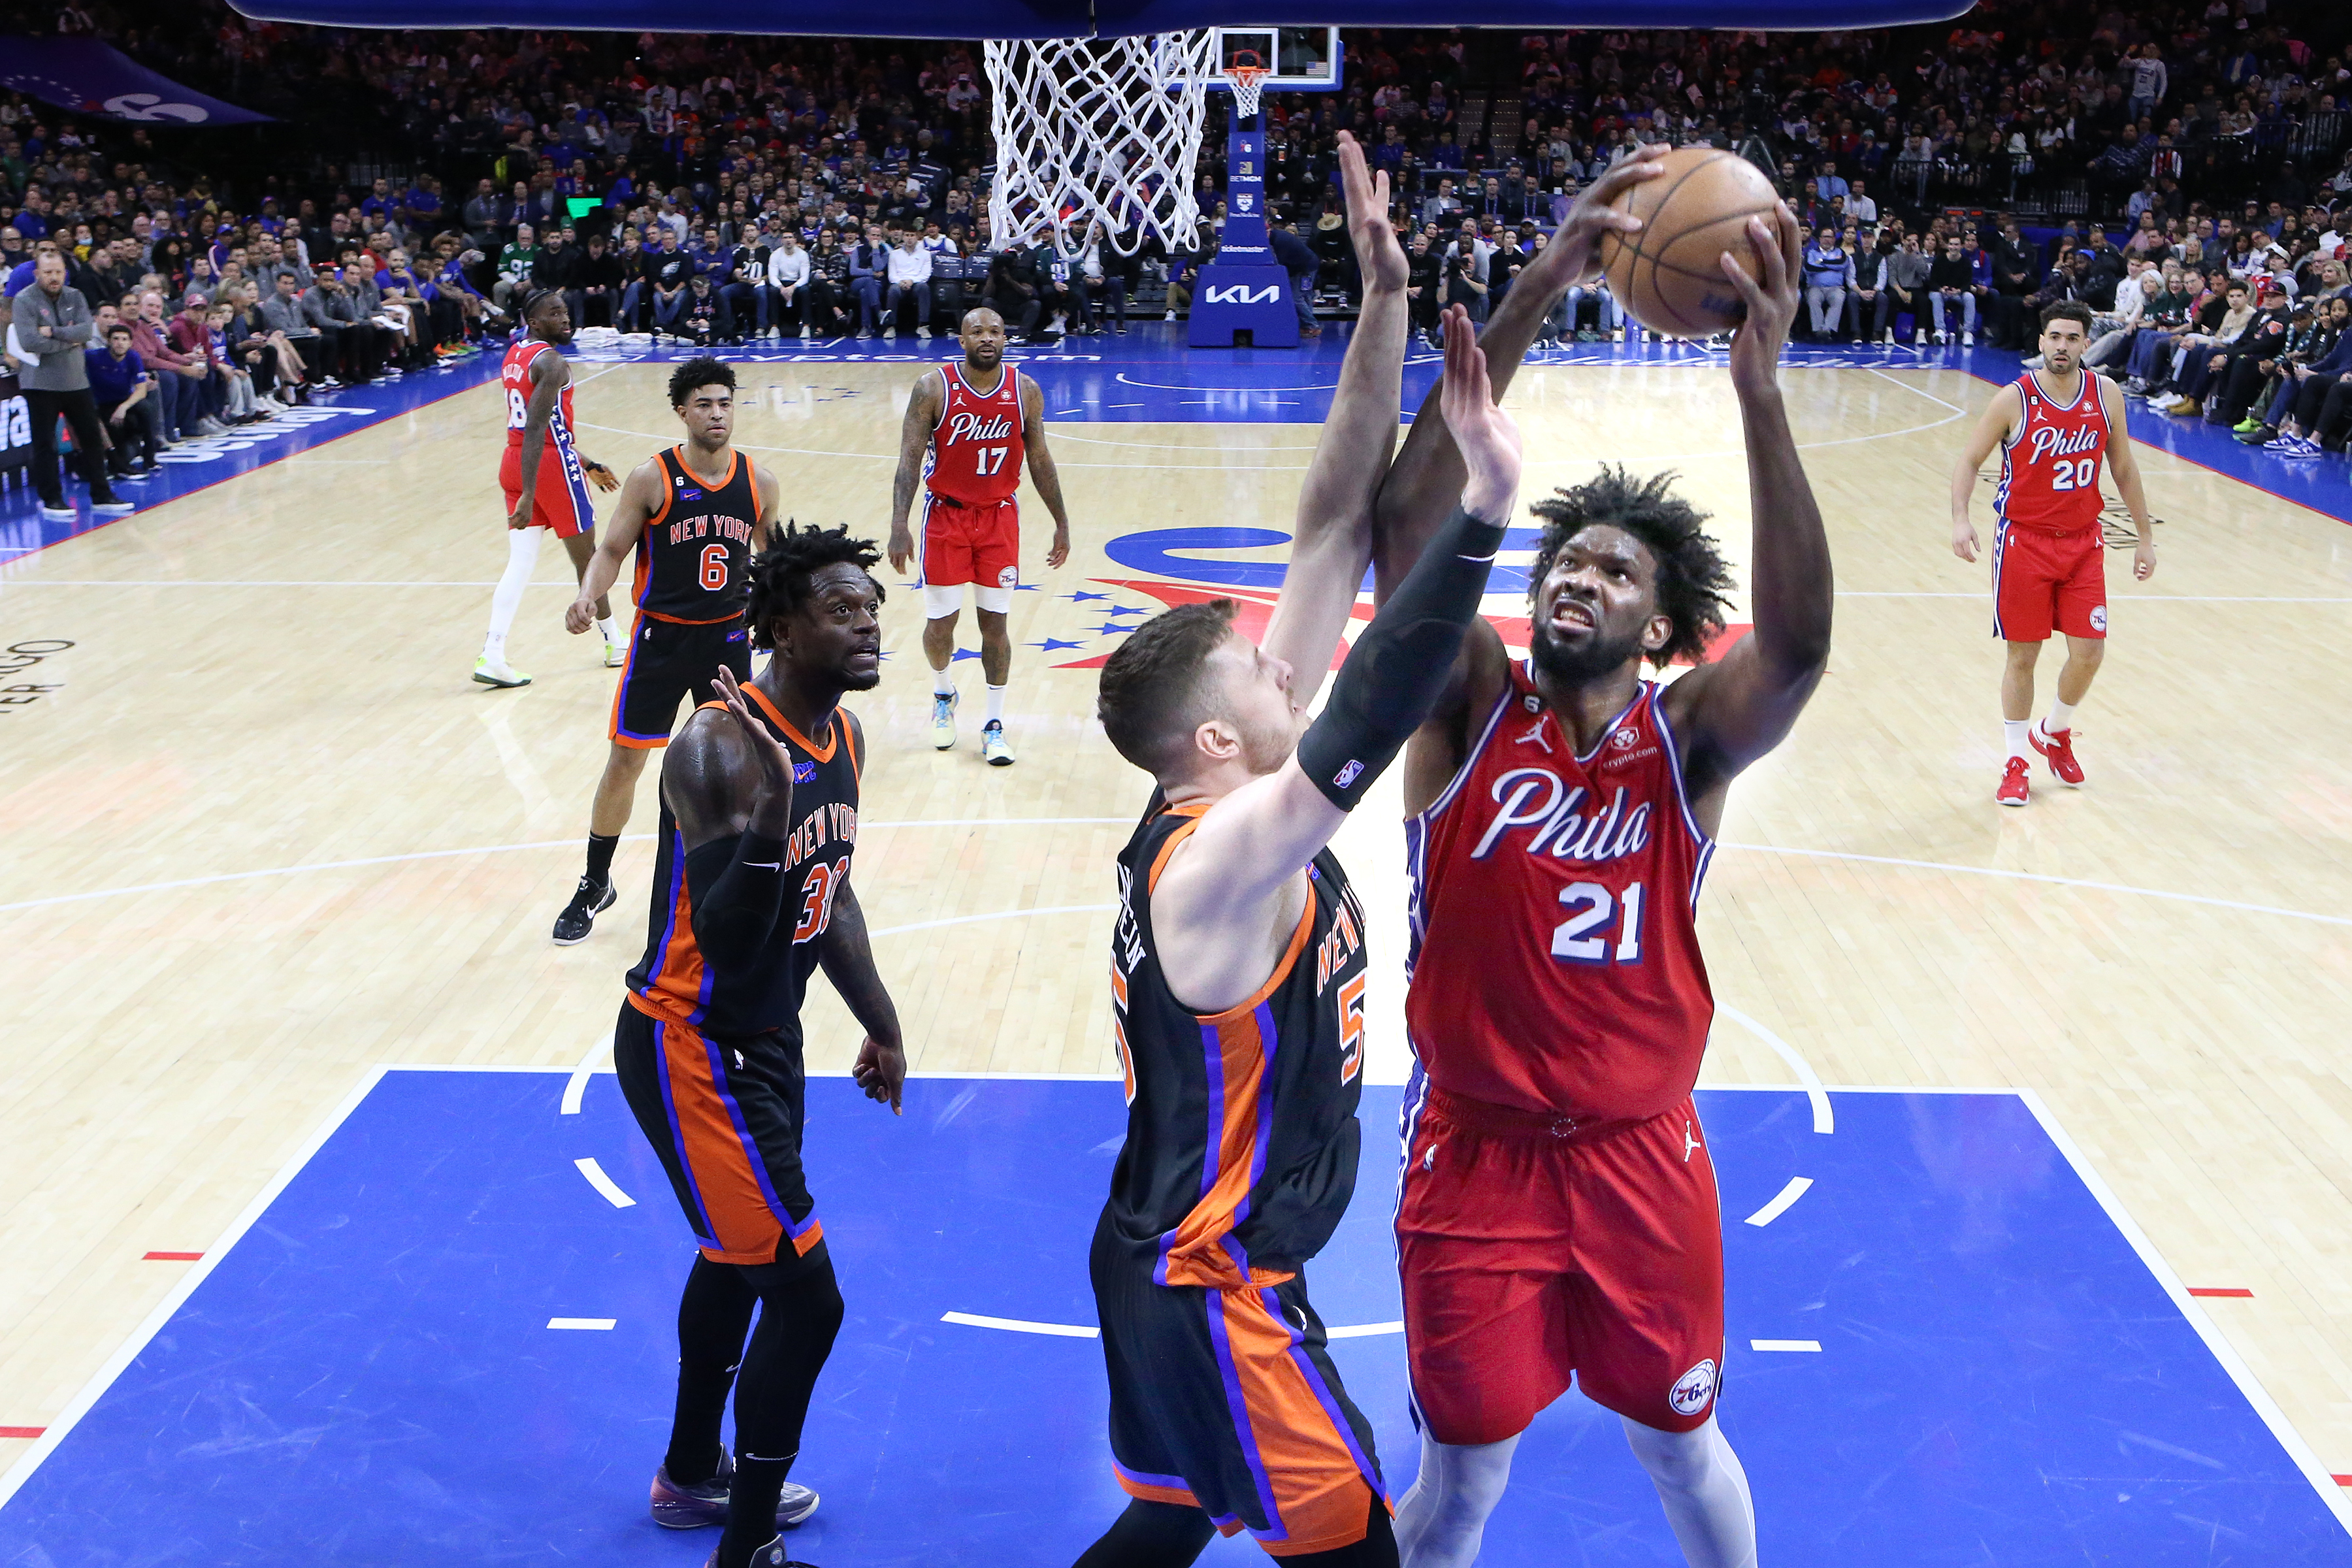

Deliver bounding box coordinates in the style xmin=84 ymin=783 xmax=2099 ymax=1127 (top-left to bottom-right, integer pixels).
xmin=1282 ymin=1484 xmax=1397 ymax=1568
xmin=722 ymin=1245 xmax=843 ymax=1554
xmin=720 ymin=1454 xmax=791 ymax=1565
xmin=1072 ymin=1497 xmax=1216 ymax=1568
xmin=585 ymin=832 xmax=619 ymax=886
xmin=665 ymin=1255 xmax=757 ymax=1486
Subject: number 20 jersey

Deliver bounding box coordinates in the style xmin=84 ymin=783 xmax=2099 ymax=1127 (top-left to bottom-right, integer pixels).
xmin=1995 ymin=371 xmax=2109 ymax=533
xmin=1404 ymin=662 xmax=1716 ymax=1125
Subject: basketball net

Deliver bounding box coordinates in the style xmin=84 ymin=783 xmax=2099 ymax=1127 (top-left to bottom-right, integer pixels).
xmin=983 ymin=31 xmax=1217 ymax=259
xmin=1223 ymin=54 xmax=1269 ymax=122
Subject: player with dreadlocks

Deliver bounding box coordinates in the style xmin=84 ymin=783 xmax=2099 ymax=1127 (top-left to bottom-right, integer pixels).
xmin=1369 ymin=199 xmax=1832 ymax=1568
xmin=613 ymin=523 xmax=905 ymax=1568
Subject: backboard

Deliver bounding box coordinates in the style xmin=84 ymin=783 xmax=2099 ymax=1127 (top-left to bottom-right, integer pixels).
xmin=1166 ymin=25 xmax=1343 ymax=91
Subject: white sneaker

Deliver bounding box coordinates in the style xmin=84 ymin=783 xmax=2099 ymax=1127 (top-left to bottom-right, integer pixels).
xmin=1963 ymin=331 xmax=1976 ymax=346
xmin=931 ymin=689 xmax=958 ymax=749
xmin=1882 ymin=329 xmax=1895 ymax=344
xmin=917 ymin=325 xmax=932 ymax=338
xmin=883 ymin=327 xmax=896 ymax=339
xmin=91 ymin=499 xmax=135 ymax=515
xmin=196 ymin=416 xmax=229 ymax=436
xmin=604 ymin=636 xmax=628 ymax=669
xmin=981 ymin=720 xmax=1015 ymax=766
xmin=472 ymin=655 xmax=532 ymax=689
xmin=38 ymin=504 xmax=77 ymax=521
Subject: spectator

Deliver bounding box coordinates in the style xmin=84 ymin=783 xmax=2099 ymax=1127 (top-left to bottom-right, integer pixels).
xmin=1803 ymin=227 xmax=1856 ymax=340
xmin=885 ymin=231 xmax=934 ymax=339
xmin=130 ymin=287 xmax=219 ymax=439
xmin=495 ymin=223 xmax=539 ymax=313
xmin=1927 ymin=237 xmax=1982 ymax=345
xmin=848 ymin=223 xmax=889 ymax=338
xmin=167 ymin=291 xmax=227 ymax=422
xmin=805 ymin=228 xmax=852 ymax=338
xmin=85 ymin=321 xmax=157 ymax=476
xmin=531 ymin=229 xmax=583 ymax=329
xmin=16 ymin=251 xmax=131 ymax=520
xmin=768 ymin=231 xmax=811 ymax=339
xmin=573 ymin=233 xmax=623 ymax=329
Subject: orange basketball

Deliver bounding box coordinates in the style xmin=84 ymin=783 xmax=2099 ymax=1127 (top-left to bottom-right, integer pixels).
xmin=1595 ymin=148 xmax=1782 ymax=338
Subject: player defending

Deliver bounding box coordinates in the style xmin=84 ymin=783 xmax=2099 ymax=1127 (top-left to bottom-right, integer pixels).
xmin=886 ymin=306 xmax=1071 ymax=765
xmin=1371 ymin=153 xmax=1833 ymax=1568
xmin=551 ymin=358 xmax=779 ymax=944
xmin=1077 ymin=138 xmax=1498 ymax=1568
xmin=478 ymin=288 xmax=625 ymax=687
xmin=1950 ymin=299 xmax=2155 ymax=806
xmin=615 ymin=524 xmax=904 ymax=1568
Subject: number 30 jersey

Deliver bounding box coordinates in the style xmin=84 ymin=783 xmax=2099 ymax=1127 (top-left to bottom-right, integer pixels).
xmin=924 ymin=363 xmax=1025 ymax=508
xmin=636 ymin=446 xmax=762 ymax=624
xmin=1405 ymin=662 xmax=1716 ymax=1125
xmin=627 ymin=693 xmax=863 ymax=1043
xmin=1995 ymin=371 xmax=2110 ymax=533
xmin=1103 ymin=797 xmax=1371 ymax=1288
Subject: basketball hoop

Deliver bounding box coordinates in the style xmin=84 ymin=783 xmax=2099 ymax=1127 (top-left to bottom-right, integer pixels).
xmin=1223 ymin=51 xmax=1270 ymax=122
xmin=983 ymin=31 xmax=1217 ymax=259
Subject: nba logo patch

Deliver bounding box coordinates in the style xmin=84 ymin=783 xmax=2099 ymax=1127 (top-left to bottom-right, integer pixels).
xmin=1332 ymin=760 xmax=1365 ymax=791
xmin=1669 ymin=1359 xmax=1718 ymax=1418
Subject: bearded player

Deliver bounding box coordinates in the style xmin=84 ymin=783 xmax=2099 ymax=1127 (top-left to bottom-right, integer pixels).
xmin=886 ymin=306 xmax=1072 ymax=765
xmin=1077 ymin=140 xmax=1502 ymax=1568
xmin=478 ymin=287 xmax=625 ymax=687
xmin=1369 ymin=161 xmax=1833 ymax=1568
xmin=1950 ymin=299 xmax=2156 ymax=806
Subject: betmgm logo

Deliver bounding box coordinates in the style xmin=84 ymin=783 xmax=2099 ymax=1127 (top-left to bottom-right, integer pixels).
xmin=1202 ymin=283 xmax=1285 ymax=306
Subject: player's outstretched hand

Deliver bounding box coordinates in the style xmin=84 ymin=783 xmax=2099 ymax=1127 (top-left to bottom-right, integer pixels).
xmin=853 ymin=1034 xmax=906 ymax=1114
xmin=563 ymin=593 xmax=598 ymax=635
xmin=1951 ymin=517 xmax=1981 ymax=563
xmin=1721 ymin=206 xmax=1801 ymax=395
xmin=1336 ymin=131 xmax=1407 ymax=295
xmin=1521 ymin=142 xmax=1667 ymax=296
xmin=1437 ymin=305 xmax=1522 ymax=521
xmin=584 ymin=459 xmax=620 ymax=493
xmin=1047 ymin=524 xmax=1071 ymax=569
xmin=711 ymin=663 xmax=794 ymax=803
xmin=887 ymin=521 xmax=915 ymax=575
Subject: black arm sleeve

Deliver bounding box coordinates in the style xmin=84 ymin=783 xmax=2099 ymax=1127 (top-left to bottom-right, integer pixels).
xmin=683 ymin=831 xmax=790 ymax=970
xmin=1294 ymin=504 xmax=1508 ymax=811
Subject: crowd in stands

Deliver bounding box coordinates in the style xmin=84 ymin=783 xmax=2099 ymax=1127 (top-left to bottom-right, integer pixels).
xmin=2 ymin=0 xmax=2349 ymax=515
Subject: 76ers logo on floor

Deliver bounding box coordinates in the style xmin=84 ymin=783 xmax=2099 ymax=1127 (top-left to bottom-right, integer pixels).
xmin=1669 ymin=1358 xmax=1719 ymax=1417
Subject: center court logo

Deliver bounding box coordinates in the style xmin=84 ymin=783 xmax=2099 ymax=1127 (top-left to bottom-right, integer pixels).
xmin=1669 ymin=1359 xmax=1718 ymax=1417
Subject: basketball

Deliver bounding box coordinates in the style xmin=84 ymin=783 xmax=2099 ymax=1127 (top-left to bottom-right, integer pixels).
xmin=1597 ymin=148 xmax=1784 ymax=338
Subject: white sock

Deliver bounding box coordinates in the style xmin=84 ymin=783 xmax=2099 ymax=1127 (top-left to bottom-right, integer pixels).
xmin=986 ymin=684 xmax=1007 ymax=726
xmin=2046 ymin=698 xmax=2076 ymax=734
xmin=484 ymin=525 xmax=543 ymax=659
xmin=2004 ymin=719 xmax=2033 ymax=760
xmin=1624 ymin=1417 xmax=1757 ymax=1568
xmin=598 ymin=615 xmax=624 ymax=647
xmin=932 ymin=666 xmax=955 ymax=698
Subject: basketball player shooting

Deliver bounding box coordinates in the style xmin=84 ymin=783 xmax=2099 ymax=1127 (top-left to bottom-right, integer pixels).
xmin=1369 ymin=155 xmax=1831 ymax=1568
xmin=548 ymin=358 xmax=779 ymax=945
xmin=477 ymin=288 xmax=623 ymax=688
xmin=885 ymin=306 xmax=1072 ymax=765
xmin=1079 ymin=132 xmax=1509 ymax=1568
xmin=612 ymin=526 xmax=904 ymax=1568
xmin=1950 ymin=299 xmax=2155 ymax=806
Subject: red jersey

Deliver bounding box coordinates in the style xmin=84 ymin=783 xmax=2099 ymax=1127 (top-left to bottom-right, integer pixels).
xmin=1403 ymin=664 xmax=1716 ymax=1124
xmin=924 ymin=363 xmax=1024 ymax=508
xmin=501 ymin=338 xmax=575 ymax=451
xmin=1994 ymin=370 xmax=2108 ymax=532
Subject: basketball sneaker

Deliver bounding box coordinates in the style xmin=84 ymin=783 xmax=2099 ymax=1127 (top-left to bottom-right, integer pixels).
xmin=551 ymin=876 xmax=617 ymax=945
xmin=651 ymin=1450 xmax=819 ymax=1530
xmin=931 ymin=690 xmax=958 ymax=750
xmin=472 ymin=655 xmax=532 ymax=689
xmin=604 ymin=636 xmax=629 ymax=669
xmin=981 ymin=720 xmax=1015 ymax=766
xmin=1996 ymin=755 xmax=2031 ymax=807
xmin=702 ymin=1538 xmax=818 ymax=1568
xmin=2029 ymin=721 xmax=2085 ymax=785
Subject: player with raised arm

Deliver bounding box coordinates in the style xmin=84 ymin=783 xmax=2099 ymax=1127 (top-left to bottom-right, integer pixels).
xmin=477 ymin=288 xmax=623 ymax=688
xmin=1950 ymin=298 xmax=2155 ymax=806
xmin=613 ymin=526 xmax=904 ymax=1568
xmin=885 ymin=307 xmax=1072 ymax=764
xmin=1369 ymin=155 xmax=1832 ymax=1568
xmin=1075 ymin=133 xmax=1511 ymax=1568
xmin=548 ymin=358 xmax=779 ymax=945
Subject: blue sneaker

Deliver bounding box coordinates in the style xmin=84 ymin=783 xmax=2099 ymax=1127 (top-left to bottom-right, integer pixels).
xmin=651 ymin=1448 xmax=819 ymax=1530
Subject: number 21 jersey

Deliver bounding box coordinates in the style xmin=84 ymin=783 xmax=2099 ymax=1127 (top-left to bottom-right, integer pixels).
xmin=1404 ymin=663 xmax=1716 ymax=1125
xmin=924 ymin=363 xmax=1024 ymax=508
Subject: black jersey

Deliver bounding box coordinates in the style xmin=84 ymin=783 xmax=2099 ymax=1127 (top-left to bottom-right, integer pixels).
xmin=1104 ymin=798 xmax=1371 ymax=1290
xmin=636 ymin=446 xmax=762 ymax=625
xmin=626 ymin=689 xmax=863 ymax=1041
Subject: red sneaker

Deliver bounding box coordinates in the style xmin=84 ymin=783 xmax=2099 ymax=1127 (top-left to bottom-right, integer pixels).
xmin=1997 ymin=755 xmax=2031 ymax=807
xmin=2030 ymin=721 xmax=2085 ymax=785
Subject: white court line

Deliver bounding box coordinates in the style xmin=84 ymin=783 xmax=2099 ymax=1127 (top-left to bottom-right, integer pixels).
xmin=547 ymin=1317 xmax=617 ymax=1331
xmin=0 ymin=1065 xmax=391 ymax=1507
xmin=561 ymin=1032 xmax=614 ymax=1115
xmin=1743 ymin=1175 xmax=1814 ymax=1228
xmin=2019 ymin=1088 xmax=2352 ymax=1533
xmin=572 ymin=1157 xmax=635 ymax=1208
xmin=868 ymin=904 xmax=1117 ymax=939
xmin=1327 ymin=1321 xmax=1404 ymax=1339
xmin=1867 ymin=365 xmax=1972 ymax=415
xmin=1750 ymin=1339 xmax=1823 ymax=1352
xmin=1716 ymin=1007 xmax=1833 ymax=1135
xmin=941 ymin=1311 xmax=1099 ymax=1339
xmin=576 ymin=421 xmax=1305 ymax=470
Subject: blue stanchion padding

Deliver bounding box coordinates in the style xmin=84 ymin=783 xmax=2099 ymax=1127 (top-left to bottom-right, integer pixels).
xmin=1187 ymin=263 xmax=1299 ymax=350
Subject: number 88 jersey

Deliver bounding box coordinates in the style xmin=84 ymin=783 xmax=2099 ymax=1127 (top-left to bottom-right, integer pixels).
xmin=1403 ymin=662 xmax=1718 ymax=1127
xmin=1995 ymin=371 xmax=2110 ymax=534
xmin=637 ymin=446 xmax=763 ymax=624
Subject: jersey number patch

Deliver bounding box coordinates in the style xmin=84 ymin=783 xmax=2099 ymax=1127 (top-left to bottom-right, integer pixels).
xmin=699 ymin=542 xmax=729 ymax=591
xmin=794 ymin=857 xmax=849 ymax=943
xmin=1337 ymin=972 xmax=1367 ymax=1085
xmin=506 ymin=387 xmax=529 ymax=429
xmin=974 ymin=445 xmax=1009 ymax=476
xmin=1552 ymin=880 xmax=1645 ymax=965
xmin=2047 ymin=456 xmax=2099 ymax=491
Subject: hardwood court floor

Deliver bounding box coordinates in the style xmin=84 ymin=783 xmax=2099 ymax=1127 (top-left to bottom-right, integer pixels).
xmin=4 ymin=352 xmax=2351 ymax=1484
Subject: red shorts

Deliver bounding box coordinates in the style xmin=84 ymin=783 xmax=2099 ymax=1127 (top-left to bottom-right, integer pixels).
xmin=1992 ymin=519 xmax=2106 ymax=642
xmin=498 ymin=436 xmax=595 ymax=540
xmin=1395 ymin=1079 xmax=1725 ymax=1443
xmin=921 ymin=493 xmax=1020 ymax=591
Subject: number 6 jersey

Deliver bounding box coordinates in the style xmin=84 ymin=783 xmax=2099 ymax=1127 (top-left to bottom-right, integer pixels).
xmin=636 ymin=446 xmax=763 ymax=624
xmin=1405 ymin=662 xmax=1716 ymax=1125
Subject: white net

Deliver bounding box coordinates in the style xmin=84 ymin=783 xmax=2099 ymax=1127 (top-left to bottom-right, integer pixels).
xmin=983 ymin=31 xmax=1217 ymax=259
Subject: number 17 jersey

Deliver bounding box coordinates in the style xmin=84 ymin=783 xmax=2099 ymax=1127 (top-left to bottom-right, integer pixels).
xmin=924 ymin=363 xmax=1024 ymax=508
xmin=1404 ymin=663 xmax=1717 ymax=1126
